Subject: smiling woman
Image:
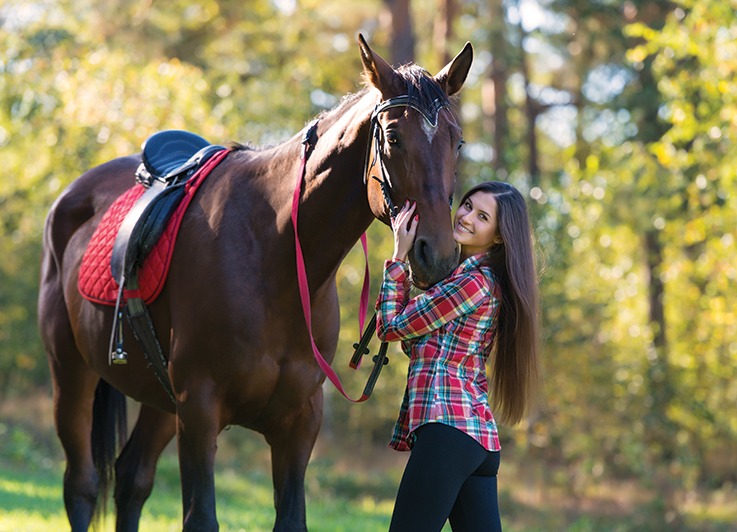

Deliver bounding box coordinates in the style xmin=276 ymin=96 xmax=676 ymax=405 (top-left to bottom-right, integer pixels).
xmin=453 ymin=191 xmax=502 ymax=259
xmin=376 ymin=180 xmax=542 ymax=530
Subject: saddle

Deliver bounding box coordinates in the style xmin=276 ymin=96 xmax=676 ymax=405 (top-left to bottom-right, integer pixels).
xmin=102 ymin=130 xmax=226 ymax=397
xmin=111 ymin=130 xmax=225 ymax=283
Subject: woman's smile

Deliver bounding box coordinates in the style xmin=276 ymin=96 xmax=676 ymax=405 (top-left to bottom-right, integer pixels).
xmin=455 ymin=222 xmax=473 ymax=235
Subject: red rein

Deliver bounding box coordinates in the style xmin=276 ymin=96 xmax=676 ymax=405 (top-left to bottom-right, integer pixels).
xmin=291 ymin=129 xmax=373 ymax=403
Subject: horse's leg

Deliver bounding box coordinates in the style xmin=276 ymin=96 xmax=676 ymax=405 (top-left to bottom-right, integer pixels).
xmin=48 ymin=353 xmax=101 ymax=531
xmin=266 ymin=388 xmax=323 ymax=532
xmin=114 ymin=404 xmax=176 ymax=532
xmin=40 ymin=277 xmax=100 ymax=531
xmin=176 ymin=382 xmax=221 ymax=531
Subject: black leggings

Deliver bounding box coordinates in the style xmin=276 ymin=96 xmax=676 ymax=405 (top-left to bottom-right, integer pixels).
xmin=389 ymin=423 xmax=501 ymax=532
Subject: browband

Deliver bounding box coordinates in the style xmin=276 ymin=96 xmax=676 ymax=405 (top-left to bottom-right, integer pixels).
xmin=370 ymin=95 xmax=449 ymax=128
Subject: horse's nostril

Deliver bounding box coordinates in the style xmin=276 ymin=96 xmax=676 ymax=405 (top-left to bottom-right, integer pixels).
xmin=413 ymin=238 xmax=430 ymax=269
xmin=409 ymin=236 xmax=458 ymax=288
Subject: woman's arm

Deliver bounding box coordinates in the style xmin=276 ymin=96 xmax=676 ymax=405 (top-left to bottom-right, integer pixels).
xmin=376 ymin=200 xmax=490 ymax=341
xmin=376 ymin=264 xmax=490 ymax=342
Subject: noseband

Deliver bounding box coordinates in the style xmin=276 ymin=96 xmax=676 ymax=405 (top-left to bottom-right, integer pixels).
xmin=362 ymin=95 xmax=450 ymax=219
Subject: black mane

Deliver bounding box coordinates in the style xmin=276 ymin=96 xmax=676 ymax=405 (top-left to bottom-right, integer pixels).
xmin=397 ymin=64 xmax=451 ymax=117
xmin=230 ymin=66 xmax=450 ymax=153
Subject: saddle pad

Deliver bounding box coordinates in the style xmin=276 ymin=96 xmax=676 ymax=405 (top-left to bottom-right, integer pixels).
xmin=78 ymin=148 xmax=230 ymax=306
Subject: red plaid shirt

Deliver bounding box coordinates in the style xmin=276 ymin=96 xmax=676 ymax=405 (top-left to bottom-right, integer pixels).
xmin=376 ymin=255 xmax=502 ymax=452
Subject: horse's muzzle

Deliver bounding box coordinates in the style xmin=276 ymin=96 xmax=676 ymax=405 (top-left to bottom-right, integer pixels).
xmin=409 ymin=237 xmax=459 ymax=289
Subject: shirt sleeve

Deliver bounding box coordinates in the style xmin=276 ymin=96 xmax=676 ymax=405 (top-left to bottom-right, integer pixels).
xmin=375 ymin=260 xmax=491 ymax=342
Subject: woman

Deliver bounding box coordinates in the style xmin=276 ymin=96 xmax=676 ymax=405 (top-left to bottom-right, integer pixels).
xmin=376 ymin=181 xmax=541 ymax=531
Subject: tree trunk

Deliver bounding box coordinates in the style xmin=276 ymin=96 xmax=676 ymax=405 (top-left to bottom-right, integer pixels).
xmin=518 ymin=22 xmax=540 ymax=189
xmin=644 ymin=228 xmax=673 ymax=458
xmin=433 ymin=0 xmax=456 ymax=67
xmin=644 ymin=228 xmax=682 ymax=526
xmin=486 ymin=0 xmax=508 ymax=175
xmin=383 ymin=0 xmax=415 ymax=65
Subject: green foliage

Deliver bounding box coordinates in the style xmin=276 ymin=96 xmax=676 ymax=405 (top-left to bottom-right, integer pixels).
xmin=0 ymin=1 xmax=735 ymax=519
xmin=625 ymin=0 xmax=737 ymax=486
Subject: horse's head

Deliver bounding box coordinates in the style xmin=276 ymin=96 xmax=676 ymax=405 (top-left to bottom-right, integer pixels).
xmin=358 ymin=34 xmax=473 ymax=289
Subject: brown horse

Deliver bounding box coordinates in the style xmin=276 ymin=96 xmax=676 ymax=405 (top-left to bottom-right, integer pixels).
xmin=38 ymin=35 xmax=472 ymax=531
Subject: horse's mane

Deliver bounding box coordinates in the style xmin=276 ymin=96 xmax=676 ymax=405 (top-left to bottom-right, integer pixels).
xmin=229 ymin=64 xmax=450 ymax=153
xmin=395 ymin=64 xmax=451 ymax=113
xmin=229 ymin=140 xmax=259 ymax=151
xmin=316 ymin=90 xmax=367 ymax=121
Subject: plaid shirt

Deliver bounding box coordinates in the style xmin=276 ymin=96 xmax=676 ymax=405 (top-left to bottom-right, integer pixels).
xmin=376 ymin=255 xmax=501 ymax=452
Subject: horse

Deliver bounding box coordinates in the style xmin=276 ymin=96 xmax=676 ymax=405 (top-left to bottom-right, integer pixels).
xmin=38 ymin=34 xmax=473 ymax=531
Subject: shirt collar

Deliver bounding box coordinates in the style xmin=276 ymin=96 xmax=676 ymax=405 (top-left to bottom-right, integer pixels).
xmin=455 ymin=253 xmax=487 ymax=274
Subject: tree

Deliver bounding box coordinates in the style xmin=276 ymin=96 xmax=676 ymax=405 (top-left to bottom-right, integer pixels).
xmin=383 ymin=0 xmax=416 ymax=64
xmin=433 ymin=0 xmax=457 ymax=66
xmin=486 ymin=0 xmax=510 ymax=175
xmin=629 ymin=0 xmax=737 ymax=487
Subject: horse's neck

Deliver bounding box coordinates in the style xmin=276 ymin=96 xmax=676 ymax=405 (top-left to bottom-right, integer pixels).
xmin=294 ymin=93 xmax=378 ymax=286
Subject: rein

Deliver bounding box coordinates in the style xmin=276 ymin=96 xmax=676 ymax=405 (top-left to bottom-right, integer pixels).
xmin=291 ymin=121 xmax=379 ymax=403
xmin=292 ymin=95 xmax=449 ymax=402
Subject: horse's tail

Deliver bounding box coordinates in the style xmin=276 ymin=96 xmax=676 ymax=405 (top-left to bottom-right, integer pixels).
xmin=91 ymin=378 xmax=127 ymax=521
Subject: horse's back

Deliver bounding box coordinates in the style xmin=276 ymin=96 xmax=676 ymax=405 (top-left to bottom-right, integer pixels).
xmin=43 ymin=155 xmax=141 ymax=270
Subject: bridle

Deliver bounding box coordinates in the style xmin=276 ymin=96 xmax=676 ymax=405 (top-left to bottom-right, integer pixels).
xmin=362 ymin=95 xmax=451 ymax=221
xmin=291 ymin=93 xmax=451 ymax=402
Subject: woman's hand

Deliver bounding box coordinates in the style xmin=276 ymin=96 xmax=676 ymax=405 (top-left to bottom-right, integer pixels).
xmin=392 ymin=201 xmax=419 ymax=262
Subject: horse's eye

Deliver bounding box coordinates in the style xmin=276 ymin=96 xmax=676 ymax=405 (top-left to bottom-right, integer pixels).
xmin=457 ymin=139 xmax=465 ymax=153
xmin=449 ymin=194 xmax=454 ymax=208
xmin=386 ymin=131 xmax=401 ymax=147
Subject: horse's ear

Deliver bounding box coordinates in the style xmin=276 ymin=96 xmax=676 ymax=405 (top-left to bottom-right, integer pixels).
xmin=358 ymin=33 xmax=401 ymax=95
xmin=435 ymin=42 xmax=474 ymax=96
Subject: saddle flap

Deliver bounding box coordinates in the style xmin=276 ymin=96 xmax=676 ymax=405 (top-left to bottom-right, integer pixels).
xmin=141 ymin=130 xmax=210 ymax=179
xmin=126 ymin=184 xmax=187 ymax=274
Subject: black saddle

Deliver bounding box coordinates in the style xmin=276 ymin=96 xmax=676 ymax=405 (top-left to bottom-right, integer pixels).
xmin=111 ymin=130 xmax=225 ymax=283
xmin=136 ymin=129 xmax=224 ymax=185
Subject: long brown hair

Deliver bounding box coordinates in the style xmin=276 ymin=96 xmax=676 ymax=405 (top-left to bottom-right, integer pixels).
xmin=458 ymin=181 xmax=541 ymax=425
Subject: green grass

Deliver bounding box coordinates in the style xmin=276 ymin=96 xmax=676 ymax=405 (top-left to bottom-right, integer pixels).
xmin=1 ymin=419 xmax=736 ymax=531
xmin=0 ymin=453 xmax=396 ymax=532
xmin=0 ymin=420 xmax=400 ymax=532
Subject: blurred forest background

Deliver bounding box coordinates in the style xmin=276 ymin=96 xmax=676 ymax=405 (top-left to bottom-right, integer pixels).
xmin=1 ymin=0 xmax=735 ymax=529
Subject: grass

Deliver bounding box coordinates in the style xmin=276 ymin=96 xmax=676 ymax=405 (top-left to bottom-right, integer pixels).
xmin=1 ymin=396 xmax=736 ymax=531
xmin=3 ymin=442 xmax=736 ymax=532
xmin=0 ymin=442 xmax=395 ymax=532
xmin=0 ymin=416 xmax=400 ymax=532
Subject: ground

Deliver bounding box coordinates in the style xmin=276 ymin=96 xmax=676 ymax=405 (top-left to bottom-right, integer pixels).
xmin=1 ymin=392 xmax=735 ymax=531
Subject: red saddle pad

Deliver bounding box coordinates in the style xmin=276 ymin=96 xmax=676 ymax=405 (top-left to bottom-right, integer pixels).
xmin=78 ymin=149 xmax=229 ymax=306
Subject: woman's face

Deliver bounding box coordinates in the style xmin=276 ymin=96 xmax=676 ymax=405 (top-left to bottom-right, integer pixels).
xmin=453 ymin=191 xmax=500 ymax=257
